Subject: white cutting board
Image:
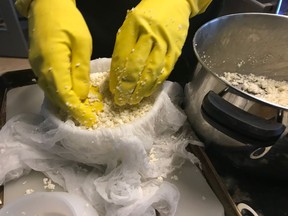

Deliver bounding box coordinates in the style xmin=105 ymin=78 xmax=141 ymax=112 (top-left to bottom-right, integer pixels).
xmin=4 ymin=162 xmax=224 ymax=216
xmin=3 ymin=84 xmax=224 ymax=216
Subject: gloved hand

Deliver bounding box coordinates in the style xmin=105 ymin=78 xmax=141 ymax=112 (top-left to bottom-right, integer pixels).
xmin=109 ymin=0 xmax=212 ymax=106
xmin=23 ymin=0 xmax=103 ymax=127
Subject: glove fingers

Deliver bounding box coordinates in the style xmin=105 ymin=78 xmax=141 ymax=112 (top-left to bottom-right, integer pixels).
xmin=147 ymin=46 xmax=179 ymax=95
xmin=109 ymin=20 xmax=139 ymax=95
xmin=128 ymin=42 xmax=167 ymax=104
xmin=29 ymin=41 xmax=72 ymax=94
xmin=142 ymin=29 xmax=185 ymax=96
xmin=70 ymin=29 xmax=93 ymax=100
xmin=46 ymin=81 xmax=97 ymax=127
xmin=111 ymin=34 xmax=154 ymax=105
xmin=31 ymin=43 xmax=97 ymax=127
xmin=42 ymin=78 xmax=97 ymax=127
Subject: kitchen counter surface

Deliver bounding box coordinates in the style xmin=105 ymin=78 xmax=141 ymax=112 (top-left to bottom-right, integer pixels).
xmin=0 ymin=58 xmax=30 ymax=74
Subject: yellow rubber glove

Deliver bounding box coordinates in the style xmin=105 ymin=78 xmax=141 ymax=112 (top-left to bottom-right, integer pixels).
xmin=109 ymin=0 xmax=212 ymax=106
xmin=23 ymin=0 xmax=103 ymax=127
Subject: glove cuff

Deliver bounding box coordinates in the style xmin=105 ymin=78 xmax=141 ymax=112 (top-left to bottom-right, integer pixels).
xmin=15 ymin=0 xmax=77 ymax=17
xmin=186 ymin=0 xmax=212 ymax=18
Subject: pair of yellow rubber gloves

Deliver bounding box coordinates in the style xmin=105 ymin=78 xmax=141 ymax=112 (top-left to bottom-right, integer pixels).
xmin=15 ymin=0 xmax=211 ymax=127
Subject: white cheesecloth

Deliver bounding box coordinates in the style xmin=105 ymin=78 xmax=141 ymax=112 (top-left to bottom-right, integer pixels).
xmin=0 ymin=58 xmax=203 ymax=216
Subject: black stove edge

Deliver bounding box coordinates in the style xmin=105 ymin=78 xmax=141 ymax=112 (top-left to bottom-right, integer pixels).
xmin=188 ymin=144 xmax=242 ymax=216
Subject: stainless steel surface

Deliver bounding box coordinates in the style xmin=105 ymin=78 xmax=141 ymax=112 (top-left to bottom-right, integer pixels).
xmin=184 ymin=13 xmax=288 ymax=148
xmin=194 ymin=13 xmax=288 ymax=83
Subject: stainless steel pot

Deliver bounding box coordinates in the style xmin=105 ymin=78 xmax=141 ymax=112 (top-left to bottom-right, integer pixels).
xmin=184 ymin=13 xmax=288 ymax=177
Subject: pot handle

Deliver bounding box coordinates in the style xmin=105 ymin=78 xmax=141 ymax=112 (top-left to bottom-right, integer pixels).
xmin=201 ymin=91 xmax=286 ymax=147
xmin=249 ymin=0 xmax=277 ymax=12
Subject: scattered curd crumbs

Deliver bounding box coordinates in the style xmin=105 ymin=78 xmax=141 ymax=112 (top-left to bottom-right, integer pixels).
xmin=43 ymin=178 xmax=56 ymax=191
xmin=25 ymin=189 xmax=34 ymax=195
xmin=170 ymin=175 xmax=179 ymax=181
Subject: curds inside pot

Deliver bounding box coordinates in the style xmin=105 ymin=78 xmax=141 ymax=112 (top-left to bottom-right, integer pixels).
xmin=184 ymin=13 xmax=288 ymax=179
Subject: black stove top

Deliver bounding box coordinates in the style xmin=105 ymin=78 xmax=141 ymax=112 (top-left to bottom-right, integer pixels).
xmin=206 ymin=148 xmax=288 ymax=216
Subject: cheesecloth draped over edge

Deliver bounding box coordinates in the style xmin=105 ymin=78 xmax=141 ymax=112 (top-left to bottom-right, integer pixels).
xmin=0 ymin=58 xmax=203 ymax=216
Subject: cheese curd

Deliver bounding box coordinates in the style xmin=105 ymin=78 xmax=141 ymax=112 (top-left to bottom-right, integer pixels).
xmin=86 ymin=72 xmax=154 ymax=129
xmin=220 ymin=72 xmax=288 ymax=107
